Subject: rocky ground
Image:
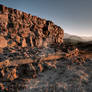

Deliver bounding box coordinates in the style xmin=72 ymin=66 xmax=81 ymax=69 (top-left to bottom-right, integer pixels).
xmin=0 ymin=4 xmax=92 ymax=92
xmin=0 ymin=45 xmax=91 ymax=92
xmin=20 ymin=59 xmax=92 ymax=92
xmin=1 ymin=56 xmax=91 ymax=92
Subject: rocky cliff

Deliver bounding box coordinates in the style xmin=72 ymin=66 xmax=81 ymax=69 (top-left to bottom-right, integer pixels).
xmin=0 ymin=4 xmax=64 ymax=85
xmin=0 ymin=5 xmax=90 ymax=91
xmin=0 ymin=4 xmax=64 ymax=49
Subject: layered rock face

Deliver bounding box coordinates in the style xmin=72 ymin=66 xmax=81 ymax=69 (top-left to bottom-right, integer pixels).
xmin=0 ymin=4 xmax=64 ymax=83
xmin=0 ymin=5 xmax=89 ymax=91
xmin=0 ymin=4 xmax=64 ymax=48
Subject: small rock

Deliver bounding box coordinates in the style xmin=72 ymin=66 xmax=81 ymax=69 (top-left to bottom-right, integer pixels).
xmin=0 ymin=48 xmax=3 ymax=53
xmin=22 ymin=38 xmax=27 ymax=47
xmin=0 ymin=36 xmax=7 ymax=48
xmin=7 ymin=68 xmax=18 ymax=81
xmin=16 ymin=35 xmax=21 ymax=43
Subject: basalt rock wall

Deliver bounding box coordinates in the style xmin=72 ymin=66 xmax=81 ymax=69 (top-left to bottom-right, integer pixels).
xmin=0 ymin=4 xmax=64 ymax=48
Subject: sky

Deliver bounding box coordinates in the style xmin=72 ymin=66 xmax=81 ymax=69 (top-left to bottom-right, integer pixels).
xmin=0 ymin=0 xmax=92 ymax=36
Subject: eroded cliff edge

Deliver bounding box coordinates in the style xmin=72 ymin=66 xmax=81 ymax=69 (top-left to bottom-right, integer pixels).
xmin=0 ymin=4 xmax=89 ymax=91
xmin=0 ymin=4 xmax=64 ymax=49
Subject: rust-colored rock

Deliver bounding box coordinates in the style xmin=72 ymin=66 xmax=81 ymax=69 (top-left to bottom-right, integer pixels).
xmin=22 ymin=38 xmax=27 ymax=47
xmin=6 ymin=68 xmax=18 ymax=81
xmin=1 ymin=68 xmax=18 ymax=81
xmin=0 ymin=4 xmax=64 ymax=86
xmin=0 ymin=48 xmax=3 ymax=53
xmin=0 ymin=4 xmax=64 ymax=49
xmin=0 ymin=36 xmax=7 ymax=48
xmin=15 ymin=35 xmax=21 ymax=43
xmin=0 ymin=83 xmax=5 ymax=90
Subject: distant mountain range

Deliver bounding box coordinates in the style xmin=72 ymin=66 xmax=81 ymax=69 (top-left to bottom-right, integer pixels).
xmin=64 ymin=33 xmax=92 ymax=42
xmin=64 ymin=33 xmax=92 ymax=52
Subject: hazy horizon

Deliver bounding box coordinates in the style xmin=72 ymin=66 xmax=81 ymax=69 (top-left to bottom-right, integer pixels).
xmin=0 ymin=0 xmax=92 ymax=37
xmin=64 ymin=33 xmax=92 ymax=37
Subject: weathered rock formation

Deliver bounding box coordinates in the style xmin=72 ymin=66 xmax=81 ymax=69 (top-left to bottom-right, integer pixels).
xmin=0 ymin=4 xmax=64 ymax=49
xmin=0 ymin=4 xmax=64 ymax=83
xmin=0 ymin=4 xmax=89 ymax=91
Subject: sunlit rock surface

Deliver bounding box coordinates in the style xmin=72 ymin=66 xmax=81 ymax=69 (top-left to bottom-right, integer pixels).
xmin=0 ymin=4 xmax=92 ymax=92
xmin=0 ymin=4 xmax=64 ymax=48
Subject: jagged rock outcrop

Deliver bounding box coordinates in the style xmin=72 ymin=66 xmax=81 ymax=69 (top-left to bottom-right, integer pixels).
xmin=0 ymin=5 xmax=89 ymax=92
xmin=0 ymin=4 xmax=64 ymax=82
xmin=0 ymin=4 xmax=64 ymax=48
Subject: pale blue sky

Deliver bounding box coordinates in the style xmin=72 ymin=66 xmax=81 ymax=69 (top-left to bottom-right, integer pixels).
xmin=0 ymin=0 xmax=92 ymax=36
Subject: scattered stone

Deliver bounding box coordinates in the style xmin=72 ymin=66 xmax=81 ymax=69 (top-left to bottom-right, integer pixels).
xmin=22 ymin=38 xmax=27 ymax=47
xmin=15 ymin=35 xmax=21 ymax=43
xmin=0 ymin=83 xmax=5 ymax=90
xmin=0 ymin=36 xmax=7 ymax=48
xmin=6 ymin=68 xmax=18 ymax=81
xmin=0 ymin=4 xmax=64 ymax=48
xmin=0 ymin=48 xmax=3 ymax=53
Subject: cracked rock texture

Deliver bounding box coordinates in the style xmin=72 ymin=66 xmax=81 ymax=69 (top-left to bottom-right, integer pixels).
xmin=0 ymin=4 xmax=91 ymax=92
xmin=0 ymin=4 xmax=64 ymax=48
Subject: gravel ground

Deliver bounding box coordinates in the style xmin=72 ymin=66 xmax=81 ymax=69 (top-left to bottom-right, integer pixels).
xmin=19 ymin=59 xmax=92 ymax=92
